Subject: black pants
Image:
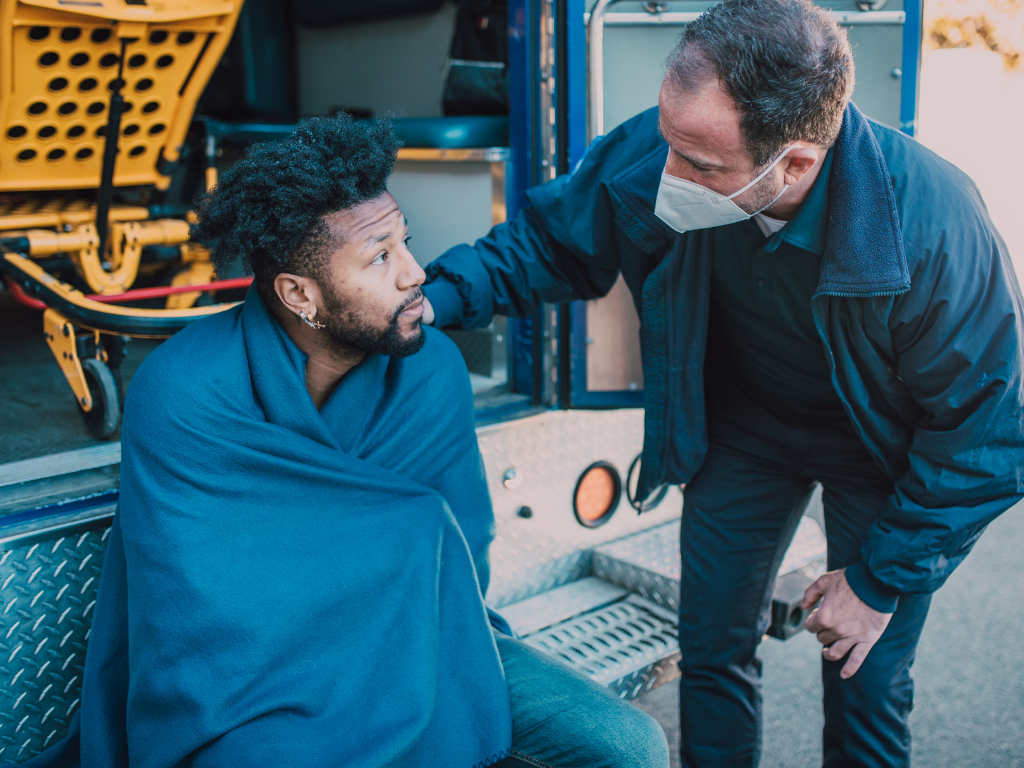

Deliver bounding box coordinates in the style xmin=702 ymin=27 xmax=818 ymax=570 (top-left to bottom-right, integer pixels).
xmin=679 ymin=387 xmax=932 ymax=768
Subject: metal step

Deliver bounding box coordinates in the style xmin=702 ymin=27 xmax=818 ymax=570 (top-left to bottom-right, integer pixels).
xmin=501 ymin=576 xmax=629 ymax=637
xmin=0 ymin=445 xmax=121 ymax=517
xmin=521 ymin=592 xmax=681 ymax=700
xmin=591 ymin=517 xmax=829 ymax=616
xmin=592 ymin=521 xmax=681 ymax=612
xmin=500 ymin=576 xmax=681 ymax=700
xmin=502 ymin=515 xmax=828 ymax=699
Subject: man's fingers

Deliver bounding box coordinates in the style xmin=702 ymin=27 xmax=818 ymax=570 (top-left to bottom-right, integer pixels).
xmin=801 ymin=577 xmax=827 ymax=610
xmin=816 ymin=628 xmax=841 ymax=646
xmin=804 ymin=607 xmax=822 ymax=633
xmin=422 ymin=297 xmax=435 ymax=326
xmin=822 ymin=637 xmax=856 ymax=662
xmin=840 ymin=643 xmax=871 ymax=679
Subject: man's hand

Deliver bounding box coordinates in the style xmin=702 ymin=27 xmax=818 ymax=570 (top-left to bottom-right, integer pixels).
xmin=422 ymin=296 xmax=435 ymax=326
xmin=802 ymin=568 xmax=892 ymax=679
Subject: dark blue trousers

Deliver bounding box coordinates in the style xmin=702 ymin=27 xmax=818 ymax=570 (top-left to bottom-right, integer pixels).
xmin=679 ymin=387 xmax=932 ymax=768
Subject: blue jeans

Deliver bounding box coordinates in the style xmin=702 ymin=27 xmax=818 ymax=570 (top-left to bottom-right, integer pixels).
xmin=679 ymin=383 xmax=932 ymax=767
xmin=493 ymin=633 xmax=670 ymax=768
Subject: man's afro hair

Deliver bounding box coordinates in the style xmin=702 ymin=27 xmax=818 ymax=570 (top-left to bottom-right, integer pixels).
xmin=191 ymin=114 xmax=401 ymax=299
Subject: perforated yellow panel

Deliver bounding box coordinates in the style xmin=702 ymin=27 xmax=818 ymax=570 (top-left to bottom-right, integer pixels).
xmin=0 ymin=0 xmax=242 ymax=193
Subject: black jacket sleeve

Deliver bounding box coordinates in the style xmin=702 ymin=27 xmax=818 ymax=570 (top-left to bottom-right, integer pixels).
xmin=423 ymin=108 xmax=666 ymax=329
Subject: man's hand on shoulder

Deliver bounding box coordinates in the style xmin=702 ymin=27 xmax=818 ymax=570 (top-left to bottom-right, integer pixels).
xmin=802 ymin=568 xmax=892 ymax=679
xmin=422 ymin=296 xmax=435 ymax=326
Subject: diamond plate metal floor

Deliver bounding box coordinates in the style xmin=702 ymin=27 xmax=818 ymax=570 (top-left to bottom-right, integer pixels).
xmin=0 ymin=524 xmax=111 ymax=762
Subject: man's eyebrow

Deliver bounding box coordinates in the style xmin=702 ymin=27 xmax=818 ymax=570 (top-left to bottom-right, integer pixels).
xmin=362 ymin=217 xmax=408 ymax=250
xmin=673 ymin=148 xmax=724 ymax=170
xmin=365 ymin=231 xmax=392 ymax=249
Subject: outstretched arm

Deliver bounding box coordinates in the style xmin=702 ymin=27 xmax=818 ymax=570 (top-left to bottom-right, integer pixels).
xmin=423 ymin=108 xmax=667 ymax=330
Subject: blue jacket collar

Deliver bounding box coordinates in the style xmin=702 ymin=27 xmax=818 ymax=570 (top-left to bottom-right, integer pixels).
xmin=611 ymin=102 xmax=910 ymax=295
xmin=818 ymin=103 xmax=910 ymax=295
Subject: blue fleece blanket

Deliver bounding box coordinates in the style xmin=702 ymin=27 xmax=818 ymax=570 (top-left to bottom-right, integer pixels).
xmin=27 ymin=290 xmax=512 ymax=768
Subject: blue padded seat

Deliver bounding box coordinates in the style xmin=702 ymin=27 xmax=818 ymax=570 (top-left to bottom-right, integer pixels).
xmin=391 ymin=116 xmax=509 ymax=149
xmin=201 ymin=116 xmax=509 ymax=150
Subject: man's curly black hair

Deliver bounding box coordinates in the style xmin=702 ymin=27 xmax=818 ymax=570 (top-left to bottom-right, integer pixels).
xmin=191 ymin=114 xmax=402 ymax=305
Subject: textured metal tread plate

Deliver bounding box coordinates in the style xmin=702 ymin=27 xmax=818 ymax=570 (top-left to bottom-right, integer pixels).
xmin=523 ymin=593 xmax=679 ymax=698
xmin=592 ymin=522 xmax=681 ymax=612
xmin=591 ymin=517 xmax=828 ymax=613
xmin=0 ymin=525 xmax=110 ymax=764
xmin=500 ymin=577 xmax=628 ymax=638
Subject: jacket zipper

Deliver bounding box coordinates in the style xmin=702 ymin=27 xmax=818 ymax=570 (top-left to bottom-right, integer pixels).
xmin=810 ymin=288 xmax=908 ymax=480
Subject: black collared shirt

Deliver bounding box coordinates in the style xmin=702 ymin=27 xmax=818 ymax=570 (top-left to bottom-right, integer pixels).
xmin=705 ymin=148 xmax=847 ymax=423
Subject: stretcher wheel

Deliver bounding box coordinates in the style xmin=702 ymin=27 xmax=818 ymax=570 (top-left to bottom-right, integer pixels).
xmin=78 ymin=358 xmax=122 ymax=439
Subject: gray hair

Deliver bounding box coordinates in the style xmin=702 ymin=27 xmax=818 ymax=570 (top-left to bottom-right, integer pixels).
xmin=667 ymin=0 xmax=855 ymax=167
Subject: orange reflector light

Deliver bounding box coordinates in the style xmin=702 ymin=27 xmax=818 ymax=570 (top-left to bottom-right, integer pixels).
xmin=573 ymin=461 xmax=622 ymax=528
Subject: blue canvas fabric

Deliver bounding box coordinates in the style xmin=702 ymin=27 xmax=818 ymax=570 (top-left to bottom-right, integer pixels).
xmin=423 ymin=102 xmax=1024 ymax=608
xmin=25 ymin=289 xmax=512 ymax=768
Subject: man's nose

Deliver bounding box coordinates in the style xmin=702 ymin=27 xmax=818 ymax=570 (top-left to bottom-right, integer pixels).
xmin=397 ymin=248 xmax=426 ymax=290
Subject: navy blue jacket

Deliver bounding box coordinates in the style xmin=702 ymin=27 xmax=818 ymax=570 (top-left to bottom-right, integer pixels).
xmin=423 ymin=103 xmax=1024 ymax=609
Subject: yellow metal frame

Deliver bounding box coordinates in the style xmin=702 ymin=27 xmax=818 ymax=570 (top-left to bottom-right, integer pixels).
xmin=0 ymin=0 xmax=245 ymax=435
xmin=0 ymin=0 xmax=243 ymax=192
xmin=42 ymin=306 xmax=102 ymax=411
xmin=4 ymin=252 xmax=240 ymax=338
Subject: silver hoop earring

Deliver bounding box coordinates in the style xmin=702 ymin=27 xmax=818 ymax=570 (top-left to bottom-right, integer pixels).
xmin=299 ymin=310 xmax=325 ymax=330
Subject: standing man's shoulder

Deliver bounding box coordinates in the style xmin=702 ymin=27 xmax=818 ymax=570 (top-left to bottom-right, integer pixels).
xmin=524 ymin=107 xmax=669 ymax=259
xmin=868 ymin=119 xmax=998 ymax=253
xmin=570 ymin=107 xmax=665 ymax=184
xmin=867 ymin=117 xmax=1021 ymax=322
xmin=531 ymin=107 xmax=666 ymax=208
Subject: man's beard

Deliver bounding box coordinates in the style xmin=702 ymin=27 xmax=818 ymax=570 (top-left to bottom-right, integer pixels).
xmin=735 ymin=167 xmax=786 ymax=216
xmin=319 ymin=286 xmax=426 ymax=358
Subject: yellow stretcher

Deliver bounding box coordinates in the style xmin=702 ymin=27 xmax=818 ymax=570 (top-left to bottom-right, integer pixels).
xmin=0 ymin=0 xmax=247 ymax=438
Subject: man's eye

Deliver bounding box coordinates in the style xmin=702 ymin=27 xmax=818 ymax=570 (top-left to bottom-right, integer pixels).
xmin=403 ymin=236 xmax=412 ymax=247
xmin=371 ymin=251 xmax=388 ymax=265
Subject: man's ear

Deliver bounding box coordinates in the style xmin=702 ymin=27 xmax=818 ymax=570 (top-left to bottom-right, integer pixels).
xmin=780 ymin=145 xmax=821 ymax=187
xmin=274 ymin=273 xmax=323 ymax=320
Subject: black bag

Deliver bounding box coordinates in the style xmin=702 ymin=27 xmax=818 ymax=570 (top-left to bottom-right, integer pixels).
xmin=443 ymin=0 xmax=509 ymax=116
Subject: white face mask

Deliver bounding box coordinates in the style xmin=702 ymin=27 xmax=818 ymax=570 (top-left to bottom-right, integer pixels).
xmin=654 ymin=145 xmax=796 ymax=234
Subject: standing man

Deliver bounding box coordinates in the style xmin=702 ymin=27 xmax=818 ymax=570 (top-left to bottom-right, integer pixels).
xmin=421 ymin=0 xmax=1024 ymax=765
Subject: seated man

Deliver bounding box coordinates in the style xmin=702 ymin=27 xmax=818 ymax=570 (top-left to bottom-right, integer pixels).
xmin=26 ymin=116 xmax=669 ymax=768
